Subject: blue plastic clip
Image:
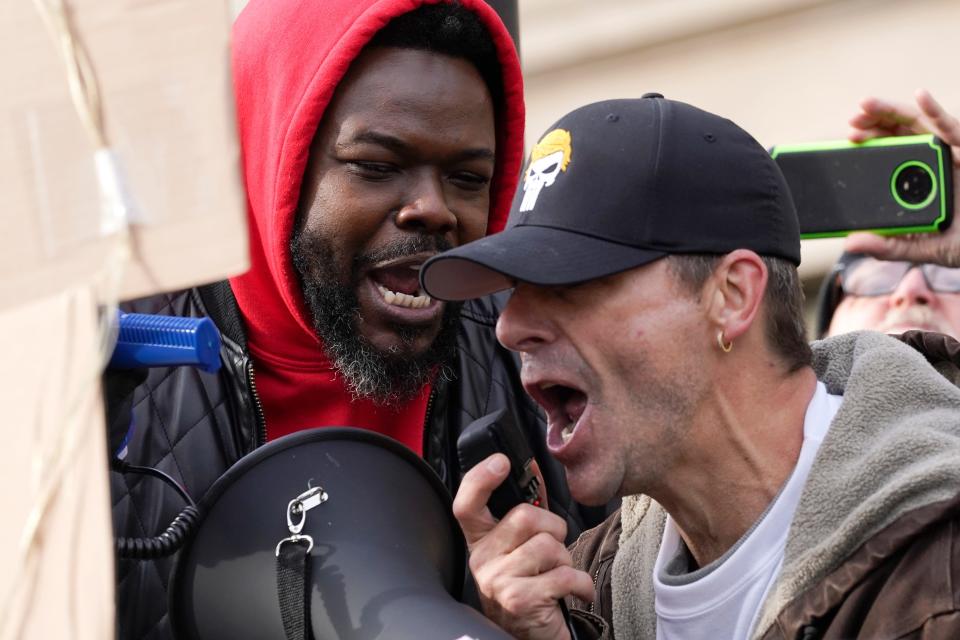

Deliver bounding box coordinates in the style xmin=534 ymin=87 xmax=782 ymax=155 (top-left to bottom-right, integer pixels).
xmin=109 ymin=313 xmax=222 ymax=373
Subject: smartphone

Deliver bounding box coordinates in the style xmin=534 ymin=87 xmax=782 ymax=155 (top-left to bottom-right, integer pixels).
xmin=770 ymin=134 xmax=953 ymax=239
xmin=456 ymin=408 xmax=541 ymax=519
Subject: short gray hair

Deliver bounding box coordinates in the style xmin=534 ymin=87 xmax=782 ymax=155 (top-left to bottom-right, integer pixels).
xmin=666 ymin=254 xmax=812 ymax=371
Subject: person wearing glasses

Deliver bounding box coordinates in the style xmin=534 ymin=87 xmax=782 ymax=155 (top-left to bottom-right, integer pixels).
xmin=818 ymin=89 xmax=960 ymax=339
xmin=817 ymin=253 xmax=960 ymax=337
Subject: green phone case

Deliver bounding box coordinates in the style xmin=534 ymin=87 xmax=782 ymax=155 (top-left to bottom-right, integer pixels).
xmin=770 ymin=134 xmax=953 ymax=239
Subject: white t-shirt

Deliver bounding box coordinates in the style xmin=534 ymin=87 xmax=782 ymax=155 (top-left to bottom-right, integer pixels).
xmin=653 ymin=381 xmax=842 ymax=640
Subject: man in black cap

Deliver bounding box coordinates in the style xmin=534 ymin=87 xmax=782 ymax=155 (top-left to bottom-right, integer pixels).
xmin=420 ymin=95 xmax=960 ymax=639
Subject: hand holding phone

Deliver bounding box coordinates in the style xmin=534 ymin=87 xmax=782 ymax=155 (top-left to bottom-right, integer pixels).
xmin=841 ymin=90 xmax=960 ymax=268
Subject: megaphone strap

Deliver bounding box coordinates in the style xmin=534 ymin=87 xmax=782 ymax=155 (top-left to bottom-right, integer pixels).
xmin=275 ymin=485 xmax=327 ymax=640
xmin=277 ymin=539 xmax=314 ymax=640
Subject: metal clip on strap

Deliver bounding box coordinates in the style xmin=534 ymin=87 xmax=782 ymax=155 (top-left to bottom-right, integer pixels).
xmin=275 ymin=486 xmax=328 ymax=640
xmin=275 ymin=534 xmax=313 ymax=557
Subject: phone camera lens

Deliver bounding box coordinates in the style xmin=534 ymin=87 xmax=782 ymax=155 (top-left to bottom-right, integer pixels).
xmin=892 ymin=163 xmax=934 ymax=206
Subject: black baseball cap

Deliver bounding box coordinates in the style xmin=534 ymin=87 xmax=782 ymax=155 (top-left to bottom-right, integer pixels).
xmin=420 ymin=94 xmax=801 ymax=301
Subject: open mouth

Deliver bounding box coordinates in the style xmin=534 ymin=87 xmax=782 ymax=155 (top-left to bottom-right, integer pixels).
xmin=531 ymin=382 xmax=589 ymax=446
xmin=367 ymin=258 xmax=433 ymax=310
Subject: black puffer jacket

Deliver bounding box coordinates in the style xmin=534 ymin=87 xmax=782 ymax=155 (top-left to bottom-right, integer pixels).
xmin=108 ymin=282 xmax=610 ymax=640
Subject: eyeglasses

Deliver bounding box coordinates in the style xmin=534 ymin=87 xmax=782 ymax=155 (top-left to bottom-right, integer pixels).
xmin=839 ymin=256 xmax=960 ymax=297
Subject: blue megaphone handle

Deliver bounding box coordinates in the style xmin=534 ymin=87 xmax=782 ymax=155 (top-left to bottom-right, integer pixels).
xmin=109 ymin=312 xmax=221 ymax=373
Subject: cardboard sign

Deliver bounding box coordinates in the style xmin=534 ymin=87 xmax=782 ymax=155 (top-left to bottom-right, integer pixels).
xmin=0 ymin=2 xmax=247 ymax=637
xmin=0 ymin=0 xmax=248 ymax=310
xmin=0 ymin=287 xmax=113 ymax=640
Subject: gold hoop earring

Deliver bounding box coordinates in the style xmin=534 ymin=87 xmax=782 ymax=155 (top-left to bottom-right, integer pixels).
xmin=717 ymin=331 xmax=733 ymax=353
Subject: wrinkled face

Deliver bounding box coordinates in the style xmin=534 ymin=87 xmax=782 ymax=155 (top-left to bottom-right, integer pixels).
xmin=495 ymin=260 xmax=710 ymax=505
xmin=828 ymin=259 xmax=960 ymax=338
xmin=292 ymin=47 xmax=496 ymax=400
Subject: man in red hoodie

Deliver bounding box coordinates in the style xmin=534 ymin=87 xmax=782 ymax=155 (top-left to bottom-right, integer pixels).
xmin=106 ymin=1 xmax=608 ymax=638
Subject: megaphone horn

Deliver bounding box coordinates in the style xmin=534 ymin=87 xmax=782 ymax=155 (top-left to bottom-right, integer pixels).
xmin=170 ymin=428 xmax=511 ymax=640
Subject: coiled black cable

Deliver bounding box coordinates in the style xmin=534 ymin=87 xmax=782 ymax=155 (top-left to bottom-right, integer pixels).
xmin=115 ymin=505 xmax=201 ymax=559
xmin=113 ymin=459 xmax=196 ymax=507
xmin=112 ymin=458 xmax=202 ymax=559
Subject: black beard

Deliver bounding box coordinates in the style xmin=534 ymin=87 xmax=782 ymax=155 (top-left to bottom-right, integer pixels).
xmin=290 ymin=228 xmax=461 ymax=406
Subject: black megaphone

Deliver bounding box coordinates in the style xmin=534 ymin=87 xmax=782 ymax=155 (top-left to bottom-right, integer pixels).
xmin=169 ymin=427 xmax=511 ymax=640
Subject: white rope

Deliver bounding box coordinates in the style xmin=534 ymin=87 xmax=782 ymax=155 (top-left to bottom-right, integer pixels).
xmin=29 ymin=0 xmax=107 ymax=149
xmin=1 ymin=1 xmax=135 ymax=636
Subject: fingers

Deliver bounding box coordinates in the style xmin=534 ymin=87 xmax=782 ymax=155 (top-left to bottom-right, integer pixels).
xmin=488 ymin=567 xmax=595 ymax=616
xmin=463 ymin=505 xmax=591 ymax=640
xmin=848 ymin=90 xmax=960 ymax=153
xmin=557 ymin=565 xmax=597 ymax=603
xmin=468 ymin=514 xmax=579 ymax=610
xmin=475 ymin=563 xmax=594 ymax=639
xmin=914 ymin=89 xmax=960 ymax=161
xmin=507 ymin=531 xmax=574 ymax=576
xmin=853 ymin=96 xmax=921 ymax=129
xmin=472 ymin=531 xmax=568 ymax=593
xmin=499 ymin=502 xmax=569 ymax=547
xmin=849 ymin=124 xmax=922 ymax=143
xmin=468 ymin=502 xmax=569 ymax=572
xmin=843 ymin=232 xmax=906 ymax=260
xmin=849 ymin=96 xmax=924 ymax=142
xmin=453 ymin=453 xmax=511 ymax=547
xmin=915 ymin=90 xmax=957 ymax=136
xmin=844 ymin=224 xmax=960 ymax=268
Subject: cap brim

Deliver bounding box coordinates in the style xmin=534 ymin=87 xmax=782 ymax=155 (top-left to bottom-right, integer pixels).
xmin=421 ymin=225 xmax=666 ymax=301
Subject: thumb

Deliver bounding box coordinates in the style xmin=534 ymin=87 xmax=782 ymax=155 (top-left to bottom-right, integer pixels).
xmin=453 ymin=453 xmax=512 ymax=547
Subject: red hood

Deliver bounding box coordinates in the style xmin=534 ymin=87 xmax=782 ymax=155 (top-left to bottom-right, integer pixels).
xmin=228 ymin=0 xmax=525 ymax=366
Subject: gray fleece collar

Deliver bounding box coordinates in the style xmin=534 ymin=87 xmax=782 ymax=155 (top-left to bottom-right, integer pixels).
xmin=611 ymin=331 xmax=960 ymax=639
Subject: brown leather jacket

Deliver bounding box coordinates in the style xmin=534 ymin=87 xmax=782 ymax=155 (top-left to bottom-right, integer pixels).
xmin=563 ymin=331 xmax=960 ymax=640
xmin=566 ymin=494 xmax=960 ymax=639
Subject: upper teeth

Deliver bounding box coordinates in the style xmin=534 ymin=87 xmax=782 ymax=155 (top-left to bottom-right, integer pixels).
xmin=377 ymin=284 xmax=432 ymax=309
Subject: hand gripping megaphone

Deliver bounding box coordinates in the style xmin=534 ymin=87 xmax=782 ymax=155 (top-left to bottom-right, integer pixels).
xmin=169 ymin=427 xmax=511 ymax=640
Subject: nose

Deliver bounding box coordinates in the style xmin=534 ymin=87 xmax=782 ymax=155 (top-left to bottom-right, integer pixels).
xmin=496 ymin=284 xmax=555 ymax=353
xmin=891 ymin=266 xmax=934 ymax=308
xmin=395 ymin=172 xmax=457 ymax=235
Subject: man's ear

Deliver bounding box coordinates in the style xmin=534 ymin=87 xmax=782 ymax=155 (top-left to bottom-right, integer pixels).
xmin=704 ymin=250 xmax=767 ymax=342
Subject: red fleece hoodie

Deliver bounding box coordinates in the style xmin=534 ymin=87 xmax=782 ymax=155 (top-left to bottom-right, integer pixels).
xmin=228 ymin=0 xmax=525 ymax=454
